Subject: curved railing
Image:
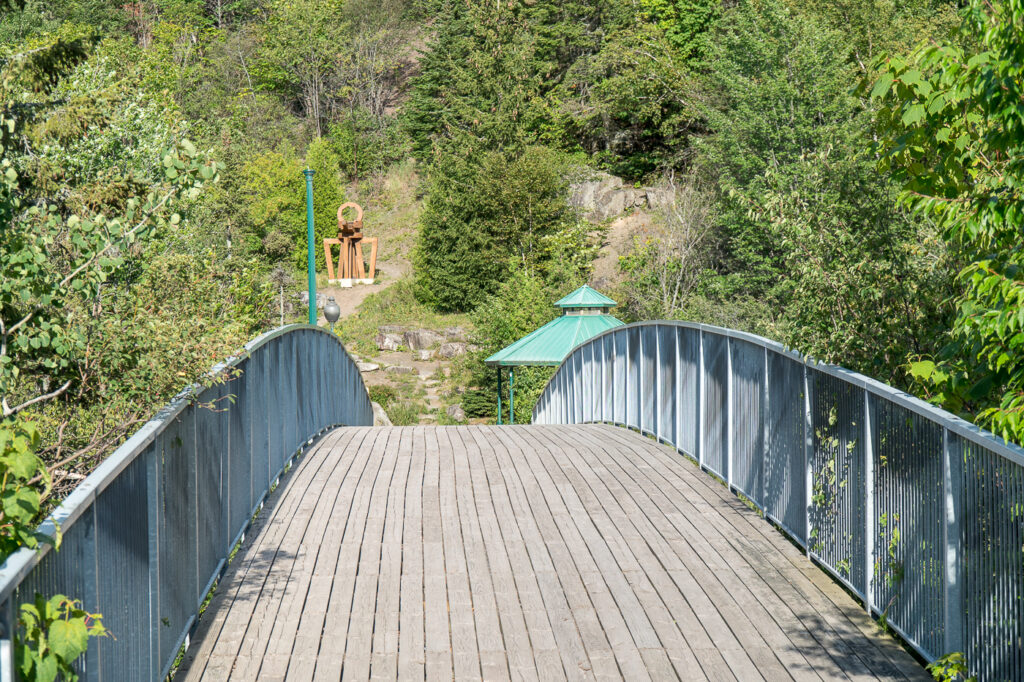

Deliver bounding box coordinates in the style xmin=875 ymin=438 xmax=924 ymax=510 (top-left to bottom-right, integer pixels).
xmin=0 ymin=325 xmax=373 ymax=681
xmin=533 ymin=321 xmax=1024 ymax=681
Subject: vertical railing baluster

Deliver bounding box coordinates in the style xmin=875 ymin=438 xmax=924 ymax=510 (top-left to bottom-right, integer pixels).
xmin=86 ymin=504 xmax=100 ymax=682
xmin=698 ymin=329 xmax=706 ymax=468
xmin=654 ymin=325 xmax=661 ymax=439
xmin=761 ymin=347 xmax=769 ymax=511
xmin=803 ymin=363 xmax=814 ymax=555
xmin=943 ymin=428 xmax=964 ymax=655
xmin=864 ymin=388 xmax=875 ymax=614
xmin=726 ymin=336 xmax=734 ymax=489
xmin=676 ymin=328 xmax=683 ymax=455
xmin=146 ymin=442 xmax=162 ymax=679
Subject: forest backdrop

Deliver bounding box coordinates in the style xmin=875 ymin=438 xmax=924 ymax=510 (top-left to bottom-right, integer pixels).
xmin=1 ymin=0 xmax=1022 ymax=554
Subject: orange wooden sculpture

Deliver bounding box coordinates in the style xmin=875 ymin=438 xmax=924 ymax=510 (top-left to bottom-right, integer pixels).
xmin=324 ymin=202 xmax=378 ymax=286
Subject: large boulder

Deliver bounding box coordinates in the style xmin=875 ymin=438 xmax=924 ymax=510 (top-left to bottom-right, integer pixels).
xmin=385 ymin=365 xmax=414 ymax=375
xmin=298 ymin=291 xmax=328 ymax=309
xmin=372 ymin=402 xmax=393 ymax=427
xmin=438 ymin=342 xmax=468 ymax=359
xmin=404 ymin=329 xmax=445 ymax=350
xmin=570 ymin=170 xmax=663 ymax=222
xmin=375 ymin=332 xmax=403 ymax=351
xmin=415 ymin=349 xmax=436 ymax=361
xmin=356 ymin=362 xmax=380 ymax=373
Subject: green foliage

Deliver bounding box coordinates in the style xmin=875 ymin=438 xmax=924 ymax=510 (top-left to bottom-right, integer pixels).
xmin=556 ymin=25 xmax=698 ymax=179
xmin=467 ymin=268 xmax=564 ymax=423
xmin=639 ymin=0 xmax=720 ymax=63
xmin=234 ymin=142 xmax=343 ymax=270
xmin=16 ymin=594 xmax=106 ymax=682
xmin=0 ymin=422 xmax=51 ymax=559
xmin=1 ymin=26 xmax=218 ymax=422
xmin=254 ymin=0 xmax=346 ymax=136
xmin=927 ymin=652 xmax=975 ymax=682
xmin=368 ymin=384 xmax=398 ymax=409
xmin=869 ymin=0 xmax=1024 ymax=442
xmin=414 ymin=146 xmax=578 ymax=312
xmin=691 ymin=0 xmax=954 ymax=382
xmin=387 ymin=401 xmax=419 ymax=426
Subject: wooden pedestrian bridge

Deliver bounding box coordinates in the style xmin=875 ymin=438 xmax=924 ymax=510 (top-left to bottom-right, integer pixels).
xmin=0 ymin=324 xmax=1021 ymax=681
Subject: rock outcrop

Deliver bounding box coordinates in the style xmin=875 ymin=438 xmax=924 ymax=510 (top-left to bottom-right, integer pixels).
xmin=375 ymin=332 xmax=403 ymax=351
xmin=446 ymin=404 xmax=466 ymax=422
xmin=438 ymin=342 xmax=468 ymax=358
xmin=570 ymin=171 xmax=670 ymax=222
xmin=404 ymin=329 xmax=445 ymax=350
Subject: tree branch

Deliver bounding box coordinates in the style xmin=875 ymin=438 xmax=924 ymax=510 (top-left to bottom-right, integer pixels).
xmin=2 ymin=380 xmax=72 ymax=418
xmin=6 ymin=187 xmax=177 ymax=340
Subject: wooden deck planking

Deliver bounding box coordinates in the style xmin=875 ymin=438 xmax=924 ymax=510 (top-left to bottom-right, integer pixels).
xmin=177 ymin=424 xmax=929 ymax=682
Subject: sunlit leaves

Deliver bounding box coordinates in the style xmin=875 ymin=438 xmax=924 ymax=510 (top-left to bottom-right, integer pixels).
xmin=16 ymin=594 xmax=106 ymax=682
xmin=871 ymin=0 xmax=1024 ymax=444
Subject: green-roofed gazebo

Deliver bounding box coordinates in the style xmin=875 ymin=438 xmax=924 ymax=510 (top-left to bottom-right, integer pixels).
xmin=485 ymin=285 xmax=624 ymax=423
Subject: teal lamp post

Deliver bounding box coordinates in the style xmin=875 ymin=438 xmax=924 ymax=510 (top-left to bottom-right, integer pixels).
xmin=303 ymin=168 xmax=316 ymax=325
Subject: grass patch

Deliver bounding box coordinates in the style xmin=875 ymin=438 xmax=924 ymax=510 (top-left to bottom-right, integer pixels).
xmin=387 ymin=400 xmax=421 ymax=426
xmin=368 ymin=384 xmax=398 ymax=408
xmin=339 ymin=277 xmax=473 ymax=358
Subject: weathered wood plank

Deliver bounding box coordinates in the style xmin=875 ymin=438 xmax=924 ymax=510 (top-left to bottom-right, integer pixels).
xmin=179 ymin=424 xmax=928 ymax=682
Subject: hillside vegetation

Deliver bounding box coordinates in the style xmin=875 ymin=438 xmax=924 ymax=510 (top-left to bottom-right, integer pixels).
xmin=2 ymin=0 xmax=1023 ymax=502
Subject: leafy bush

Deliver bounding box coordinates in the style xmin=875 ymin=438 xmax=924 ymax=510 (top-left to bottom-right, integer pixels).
xmin=414 ymin=146 xmax=577 ymax=312
xmin=387 ymin=401 xmax=420 ymax=426
xmin=16 ymin=594 xmax=107 ymax=682
xmin=368 ymin=384 xmax=398 ymax=409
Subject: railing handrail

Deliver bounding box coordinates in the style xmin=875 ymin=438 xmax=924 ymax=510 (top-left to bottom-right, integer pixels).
xmin=534 ymin=320 xmax=1024 ymax=680
xmin=0 ymin=324 xmax=345 ymax=603
xmin=534 ymin=320 xmax=1024 ymax=467
xmin=0 ymin=324 xmax=373 ymax=681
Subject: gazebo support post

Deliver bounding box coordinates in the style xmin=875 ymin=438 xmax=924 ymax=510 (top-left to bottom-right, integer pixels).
xmin=497 ymin=367 xmax=503 ymax=425
xmin=510 ymin=368 xmax=515 ymax=425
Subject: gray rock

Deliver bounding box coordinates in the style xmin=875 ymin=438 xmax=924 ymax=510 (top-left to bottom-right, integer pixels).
xmin=570 ymin=170 xmax=669 ymax=222
xmin=404 ymin=328 xmax=445 ymax=350
xmin=356 ymin=362 xmax=380 ymax=373
xmin=443 ymin=326 xmax=469 ymax=342
xmin=415 ymin=349 xmax=436 ymax=361
xmin=385 ymin=365 xmax=414 ymax=375
xmin=375 ymin=332 xmax=403 ymax=351
xmin=438 ymin=342 xmax=468 ymax=359
xmin=378 ymin=324 xmax=407 ymax=335
xmin=446 ymin=404 xmax=466 ymax=422
xmin=372 ymin=401 xmax=392 ymax=427
xmin=298 ymin=291 xmax=328 ymax=309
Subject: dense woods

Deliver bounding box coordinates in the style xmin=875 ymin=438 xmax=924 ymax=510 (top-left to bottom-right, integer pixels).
xmin=0 ymin=0 xmax=1020 ymax=449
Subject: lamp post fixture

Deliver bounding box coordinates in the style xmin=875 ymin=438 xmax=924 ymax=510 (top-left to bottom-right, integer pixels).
xmin=324 ymin=296 xmax=341 ymax=333
xmin=302 ymin=168 xmax=316 ymax=325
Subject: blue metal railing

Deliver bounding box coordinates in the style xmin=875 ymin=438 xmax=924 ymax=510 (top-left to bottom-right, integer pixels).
xmin=534 ymin=321 xmax=1024 ymax=681
xmin=0 ymin=325 xmax=373 ymax=681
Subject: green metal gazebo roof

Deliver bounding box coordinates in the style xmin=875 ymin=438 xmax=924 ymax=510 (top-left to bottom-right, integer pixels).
xmin=554 ymin=285 xmax=617 ymax=308
xmin=485 ymin=286 xmax=624 ymax=367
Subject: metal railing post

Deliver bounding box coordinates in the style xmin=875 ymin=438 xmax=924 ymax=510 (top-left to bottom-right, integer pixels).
xmin=146 ymin=443 xmax=162 ymax=678
xmin=654 ymin=325 xmax=661 ymax=438
xmin=864 ymin=389 xmax=875 ymax=614
xmin=943 ymin=428 xmax=964 ymax=654
xmin=803 ymin=363 xmax=814 ymax=555
xmin=726 ymin=336 xmax=734 ymax=488
xmin=676 ymin=328 xmax=683 ymax=454
xmin=761 ymin=347 xmax=769 ymax=510
xmin=698 ymin=329 xmax=706 ymax=468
